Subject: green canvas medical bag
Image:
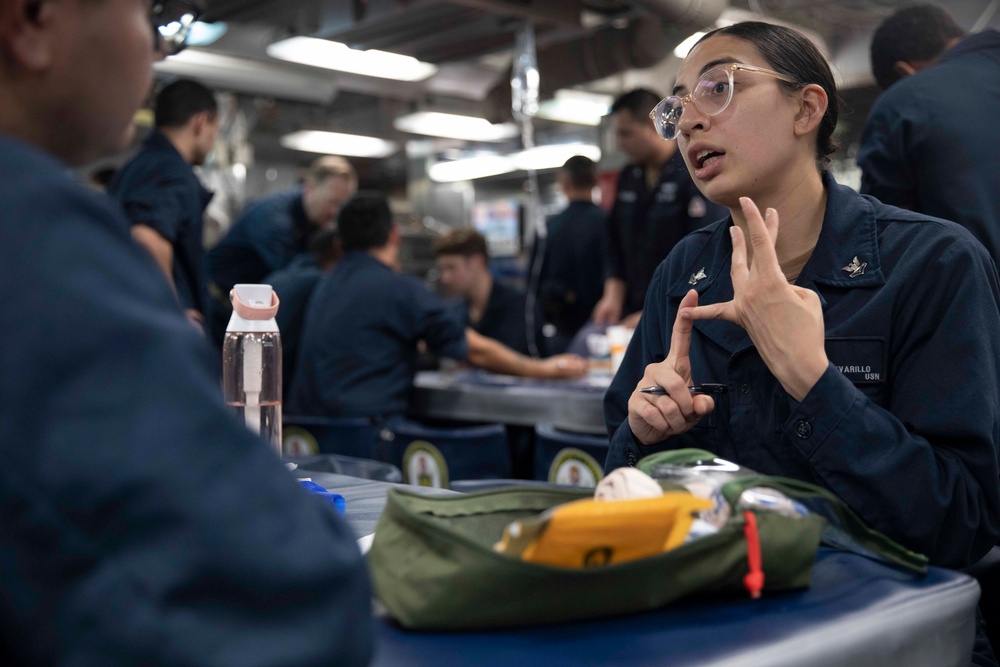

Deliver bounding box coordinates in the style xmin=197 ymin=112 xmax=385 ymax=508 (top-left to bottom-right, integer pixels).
xmin=367 ymin=449 xmax=927 ymax=630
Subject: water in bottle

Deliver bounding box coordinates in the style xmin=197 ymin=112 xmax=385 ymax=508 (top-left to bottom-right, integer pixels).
xmin=223 ymin=284 xmax=283 ymax=454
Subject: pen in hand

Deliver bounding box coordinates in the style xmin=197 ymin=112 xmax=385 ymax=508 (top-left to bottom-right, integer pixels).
xmin=638 ymin=383 xmax=729 ymax=396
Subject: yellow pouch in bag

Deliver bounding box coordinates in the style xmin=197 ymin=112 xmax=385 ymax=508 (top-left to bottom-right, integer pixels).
xmin=495 ymin=492 xmax=713 ymax=568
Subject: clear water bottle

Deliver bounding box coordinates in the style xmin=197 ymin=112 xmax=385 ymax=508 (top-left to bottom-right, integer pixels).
xmin=223 ymin=284 xmax=282 ymax=454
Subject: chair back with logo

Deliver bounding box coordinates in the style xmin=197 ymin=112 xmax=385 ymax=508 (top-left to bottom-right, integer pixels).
xmin=533 ymin=422 xmax=608 ymax=487
xmin=379 ymin=419 xmax=510 ymax=489
xmin=283 ymin=415 xmax=379 ymax=459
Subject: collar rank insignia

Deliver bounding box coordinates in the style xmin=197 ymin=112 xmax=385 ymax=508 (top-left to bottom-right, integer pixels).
xmin=842 ymin=256 xmax=867 ymax=278
xmin=689 ymin=267 xmax=708 ymax=285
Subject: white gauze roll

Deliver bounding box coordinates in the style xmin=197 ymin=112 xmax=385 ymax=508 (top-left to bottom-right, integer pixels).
xmin=594 ymin=467 xmax=663 ymax=501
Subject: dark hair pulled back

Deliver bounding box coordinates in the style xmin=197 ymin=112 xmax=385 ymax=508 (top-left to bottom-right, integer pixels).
xmin=696 ymin=22 xmax=841 ymax=171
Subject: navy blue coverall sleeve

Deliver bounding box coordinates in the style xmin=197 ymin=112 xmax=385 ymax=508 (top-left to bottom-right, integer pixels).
xmin=604 ymin=261 xmax=670 ymax=465
xmin=0 ymin=155 xmax=373 ymax=665
xmin=117 ymin=176 xmax=188 ymax=242
xmin=410 ymin=279 xmax=470 ymax=361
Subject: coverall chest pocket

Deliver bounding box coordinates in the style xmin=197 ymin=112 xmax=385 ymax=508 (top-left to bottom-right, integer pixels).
xmin=825 ymin=337 xmax=887 ymax=388
xmin=772 ymin=338 xmax=888 ymax=432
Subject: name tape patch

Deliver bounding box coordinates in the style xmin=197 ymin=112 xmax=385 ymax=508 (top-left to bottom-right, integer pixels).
xmin=825 ymin=337 xmax=886 ymax=384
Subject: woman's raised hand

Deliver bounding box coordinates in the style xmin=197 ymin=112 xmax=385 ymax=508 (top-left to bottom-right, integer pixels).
xmin=683 ymin=197 xmax=828 ymax=401
xmin=627 ymin=289 xmax=716 ymax=445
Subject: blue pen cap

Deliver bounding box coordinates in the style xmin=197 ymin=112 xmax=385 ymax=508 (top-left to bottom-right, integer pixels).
xmin=298 ymin=479 xmax=346 ymax=516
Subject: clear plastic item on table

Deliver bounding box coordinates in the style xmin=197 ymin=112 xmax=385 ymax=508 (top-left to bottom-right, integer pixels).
xmin=650 ymin=457 xmax=808 ymax=529
xmin=585 ymin=333 xmax=612 ymax=378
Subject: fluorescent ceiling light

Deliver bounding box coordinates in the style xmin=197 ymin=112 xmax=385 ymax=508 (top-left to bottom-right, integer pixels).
xmin=536 ymin=89 xmax=613 ymax=126
xmin=155 ymin=49 xmax=337 ymax=104
xmin=187 ymin=21 xmax=228 ymax=47
xmin=429 ymin=143 xmax=601 ymax=182
xmin=394 ymin=112 xmax=519 ymax=142
xmin=514 ymin=143 xmax=602 ymax=171
xmin=674 ymin=32 xmax=707 ymax=59
xmin=281 ymin=130 xmax=398 ymax=159
xmin=429 ymin=155 xmax=514 ymax=182
xmin=267 ymin=36 xmax=438 ymax=82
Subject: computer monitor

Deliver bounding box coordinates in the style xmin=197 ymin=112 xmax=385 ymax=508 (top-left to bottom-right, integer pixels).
xmin=472 ymin=198 xmax=521 ymax=258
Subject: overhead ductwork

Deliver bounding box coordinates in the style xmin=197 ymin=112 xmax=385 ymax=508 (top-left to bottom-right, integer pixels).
xmin=482 ymin=0 xmax=728 ymax=124
xmin=630 ymin=0 xmax=728 ymax=25
xmin=197 ymin=0 xmax=727 ymax=116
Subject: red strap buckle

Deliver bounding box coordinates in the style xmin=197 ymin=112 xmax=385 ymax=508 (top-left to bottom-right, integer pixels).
xmin=742 ymin=510 xmax=765 ymax=599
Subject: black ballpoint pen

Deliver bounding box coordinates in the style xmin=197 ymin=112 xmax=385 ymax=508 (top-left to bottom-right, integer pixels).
xmin=639 ymin=383 xmax=729 ymax=396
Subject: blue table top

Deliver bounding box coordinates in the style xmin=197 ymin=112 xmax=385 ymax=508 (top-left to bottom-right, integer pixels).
xmin=371 ymin=548 xmax=978 ymax=667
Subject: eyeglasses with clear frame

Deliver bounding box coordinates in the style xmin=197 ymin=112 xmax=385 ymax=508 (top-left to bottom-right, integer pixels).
xmin=649 ymin=63 xmax=800 ymax=141
xmin=150 ymin=0 xmax=203 ymax=56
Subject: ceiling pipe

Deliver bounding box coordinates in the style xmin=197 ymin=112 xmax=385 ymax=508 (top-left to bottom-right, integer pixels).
xmin=482 ymin=0 xmax=728 ymax=124
xmin=483 ymin=17 xmax=668 ymax=124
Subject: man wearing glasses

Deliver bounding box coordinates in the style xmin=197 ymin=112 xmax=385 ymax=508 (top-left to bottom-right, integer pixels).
xmin=0 ymin=1 xmax=373 ymax=664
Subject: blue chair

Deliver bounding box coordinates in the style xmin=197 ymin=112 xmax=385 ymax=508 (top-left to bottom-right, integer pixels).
xmin=533 ymin=422 xmax=609 ymax=488
xmin=283 ymin=415 xmax=379 ymax=459
xmin=379 ymin=419 xmax=510 ymax=489
xmin=285 ymin=453 xmax=403 ymax=483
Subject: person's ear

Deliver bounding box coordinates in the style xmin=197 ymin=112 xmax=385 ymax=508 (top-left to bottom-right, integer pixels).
xmin=192 ymin=111 xmax=217 ymax=139
xmin=1 ymin=0 xmax=60 ymax=71
xmin=793 ymin=83 xmax=828 ymax=138
xmin=893 ymin=60 xmax=918 ymax=80
xmin=190 ymin=111 xmax=206 ymax=137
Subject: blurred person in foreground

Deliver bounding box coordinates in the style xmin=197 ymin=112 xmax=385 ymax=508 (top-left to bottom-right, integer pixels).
xmin=0 ymin=0 xmax=373 ymax=664
xmin=288 ymin=193 xmax=587 ymax=423
xmin=858 ymin=4 xmax=1000 ymax=264
xmin=604 ymin=21 xmax=1000 ymax=665
xmin=108 ymin=78 xmax=219 ymax=330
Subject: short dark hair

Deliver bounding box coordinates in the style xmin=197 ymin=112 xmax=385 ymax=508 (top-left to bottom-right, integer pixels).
xmin=306 ymin=227 xmax=341 ymax=268
xmin=154 ymin=79 xmax=217 ymax=129
xmin=434 ymin=228 xmax=488 ymax=259
xmin=610 ymin=88 xmax=662 ymax=123
xmin=560 ymin=155 xmax=597 ymax=190
xmin=337 ymin=192 xmax=393 ymax=252
xmin=870 ymin=4 xmax=966 ymax=90
xmin=696 ymin=22 xmax=841 ymax=171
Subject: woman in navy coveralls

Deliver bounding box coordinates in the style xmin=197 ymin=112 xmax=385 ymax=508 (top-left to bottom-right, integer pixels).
xmin=605 ymin=22 xmax=1000 ymax=574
